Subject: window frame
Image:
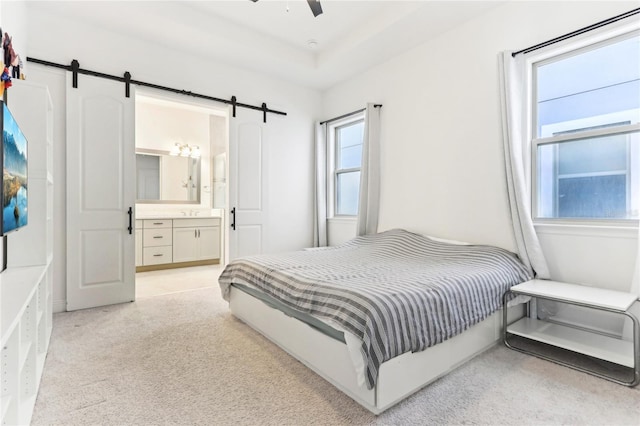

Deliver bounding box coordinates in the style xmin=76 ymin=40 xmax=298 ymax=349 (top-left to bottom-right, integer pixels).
xmin=530 ymin=29 xmax=640 ymax=226
xmin=327 ymin=112 xmax=365 ymax=218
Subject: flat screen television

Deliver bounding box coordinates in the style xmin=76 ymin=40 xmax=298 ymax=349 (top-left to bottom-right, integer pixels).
xmin=1 ymin=101 xmax=28 ymax=235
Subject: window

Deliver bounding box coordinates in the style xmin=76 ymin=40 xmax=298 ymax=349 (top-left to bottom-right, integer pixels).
xmin=329 ymin=115 xmax=365 ymax=216
xmin=532 ymin=32 xmax=640 ymax=221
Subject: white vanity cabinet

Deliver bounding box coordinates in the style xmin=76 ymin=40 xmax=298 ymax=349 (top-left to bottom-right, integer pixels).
xmin=172 ymin=218 xmax=221 ymax=263
xmin=135 ymin=220 xmax=143 ymax=267
xmin=142 ymin=220 xmax=173 ymax=266
xmin=135 ymin=216 xmax=221 ymax=271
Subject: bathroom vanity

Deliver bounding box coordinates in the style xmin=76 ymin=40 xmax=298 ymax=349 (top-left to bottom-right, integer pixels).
xmin=135 ymin=215 xmax=222 ymax=272
xmin=134 ymin=142 xmax=225 ymax=271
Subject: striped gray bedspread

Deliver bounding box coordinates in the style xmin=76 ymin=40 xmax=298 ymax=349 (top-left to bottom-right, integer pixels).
xmin=218 ymin=229 xmax=532 ymax=389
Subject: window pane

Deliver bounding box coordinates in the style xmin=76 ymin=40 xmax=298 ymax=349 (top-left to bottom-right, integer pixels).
xmin=336 ymin=171 xmax=360 ymax=215
xmin=536 ymin=35 xmax=640 ymax=138
xmin=337 ymin=121 xmax=364 ymax=169
xmin=557 ymin=175 xmax=626 ymax=218
xmin=536 ymin=132 xmax=639 ymax=219
xmin=557 ymin=135 xmax=627 ymax=175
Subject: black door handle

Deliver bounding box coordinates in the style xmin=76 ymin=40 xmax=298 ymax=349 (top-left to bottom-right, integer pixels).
xmin=231 ymin=207 xmax=236 ymax=230
xmin=127 ymin=207 xmax=133 ymax=235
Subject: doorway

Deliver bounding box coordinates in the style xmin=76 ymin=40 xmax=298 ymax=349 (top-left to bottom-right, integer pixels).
xmin=133 ymin=93 xmax=229 ymax=299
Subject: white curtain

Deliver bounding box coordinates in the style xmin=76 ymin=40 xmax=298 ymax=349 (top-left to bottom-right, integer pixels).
xmin=622 ymin=178 xmax=640 ymax=340
xmin=356 ymin=103 xmax=381 ymax=236
xmin=313 ymin=122 xmax=328 ymax=247
xmin=498 ymin=51 xmax=550 ymax=279
xmin=634 ymin=227 xmax=640 ymax=298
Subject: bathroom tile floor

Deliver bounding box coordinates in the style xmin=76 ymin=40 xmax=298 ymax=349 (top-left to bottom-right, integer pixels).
xmin=135 ymin=264 xmax=225 ymax=299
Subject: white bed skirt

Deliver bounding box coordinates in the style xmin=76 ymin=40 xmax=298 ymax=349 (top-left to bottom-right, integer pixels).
xmin=229 ymin=286 xmax=523 ymax=414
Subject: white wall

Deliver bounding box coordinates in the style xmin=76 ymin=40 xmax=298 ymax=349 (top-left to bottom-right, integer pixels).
xmin=322 ymin=1 xmax=639 ymax=296
xmin=1 ymin=1 xmax=27 ymax=72
xmin=26 ymin=5 xmax=320 ymax=312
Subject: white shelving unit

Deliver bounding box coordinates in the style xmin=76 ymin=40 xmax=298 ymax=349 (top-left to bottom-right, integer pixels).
xmin=504 ymin=279 xmax=639 ymax=386
xmin=1 ymin=80 xmax=54 ymax=425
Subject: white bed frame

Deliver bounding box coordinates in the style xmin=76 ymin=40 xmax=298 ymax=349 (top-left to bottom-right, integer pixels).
xmin=229 ymin=286 xmax=524 ymax=414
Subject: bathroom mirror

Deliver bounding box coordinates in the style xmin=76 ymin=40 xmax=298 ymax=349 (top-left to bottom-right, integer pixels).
xmin=136 ymin=148 xmax=201 ymax=204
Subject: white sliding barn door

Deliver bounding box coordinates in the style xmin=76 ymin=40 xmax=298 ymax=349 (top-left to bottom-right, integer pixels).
xmin=66 ymin=74 xmax=136 ymax=311
xmin=228 ymin=109 xmax=268 ymax=261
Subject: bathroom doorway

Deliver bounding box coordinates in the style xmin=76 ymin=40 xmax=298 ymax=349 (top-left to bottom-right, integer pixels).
xmin=133 ymin=93 xmax=229 ymax=299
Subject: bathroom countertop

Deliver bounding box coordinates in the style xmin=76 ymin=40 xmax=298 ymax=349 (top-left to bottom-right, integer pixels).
xmin=136 ymin=211 xmax=223 ymax=220
xmin=137 ymin=216 xmax=222 ymax=220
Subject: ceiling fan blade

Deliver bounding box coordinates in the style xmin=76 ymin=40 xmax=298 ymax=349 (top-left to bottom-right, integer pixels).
xmin=251 ymin=0 xmax=322 ymax=17
xmin=307 ymin=0 xmax=323 ymax=17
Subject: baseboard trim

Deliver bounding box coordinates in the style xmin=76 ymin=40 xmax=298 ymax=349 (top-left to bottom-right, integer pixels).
xmin=53 ymin=299 xmax=66 ymax=313
xmin=136 ymin=259 xmax=219 ymax=273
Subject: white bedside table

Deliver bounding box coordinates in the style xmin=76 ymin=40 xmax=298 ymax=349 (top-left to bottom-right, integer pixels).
xmin=503 ymin=279 xmax=639 ymax=386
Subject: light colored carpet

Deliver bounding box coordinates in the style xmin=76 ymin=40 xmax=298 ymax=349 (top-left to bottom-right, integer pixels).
xmin=33 ymin=282 xmax=640 ymax=425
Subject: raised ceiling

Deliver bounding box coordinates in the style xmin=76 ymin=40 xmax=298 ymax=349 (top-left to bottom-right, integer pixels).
xmin=28 ymin=1 xmax=504 ymax=90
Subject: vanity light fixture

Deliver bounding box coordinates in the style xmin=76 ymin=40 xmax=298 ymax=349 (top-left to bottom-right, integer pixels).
xmin=170 ymin=143 xmax=201 ymax=158
xmin=170 ymin=143 xmax=181 ymax=156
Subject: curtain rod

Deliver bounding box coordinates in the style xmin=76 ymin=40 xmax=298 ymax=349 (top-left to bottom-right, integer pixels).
xmin=26 ymin=57 xmax=287 ymax=123
xmin=320 ymin=104 xmax=382 ymax=125
xmin=512 ymin=7 xmax=640 ymax=57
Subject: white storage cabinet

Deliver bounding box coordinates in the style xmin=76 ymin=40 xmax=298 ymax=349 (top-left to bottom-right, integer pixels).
xmin=1 ymin=80 xmax=54 ymax=425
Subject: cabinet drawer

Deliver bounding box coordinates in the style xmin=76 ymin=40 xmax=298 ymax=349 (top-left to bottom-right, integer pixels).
xmin=143 ymin=219 xmax=172 ymax=229
xmin=143 ymin=228 xmax=173 ymax=247
xmin=143 ymin=246 xmax=173 ymax=265
xmin=173 ymin=218 xmax=220 ymax=228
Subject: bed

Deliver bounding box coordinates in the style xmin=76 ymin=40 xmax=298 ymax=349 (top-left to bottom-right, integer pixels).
xmin=218 ymin=229 xmax=532 ymax=413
